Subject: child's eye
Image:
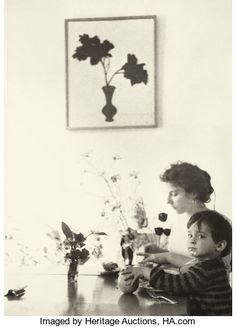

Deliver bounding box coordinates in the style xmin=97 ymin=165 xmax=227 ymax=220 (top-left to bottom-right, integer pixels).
xmin=197 ymin=234 xmax=205 ymax=239
xmin=188 ymin=233 xmax=192 ymax=239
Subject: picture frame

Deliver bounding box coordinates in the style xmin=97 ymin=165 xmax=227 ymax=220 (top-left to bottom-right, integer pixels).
xmin=65 ymin=16 xmax=157 ymax=129
xmin=65 ymin=15 xmax=157 ymax=130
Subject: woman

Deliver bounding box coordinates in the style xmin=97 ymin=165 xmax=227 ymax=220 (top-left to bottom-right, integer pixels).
xmin=142 ymin=161 xmax=216 ymax=267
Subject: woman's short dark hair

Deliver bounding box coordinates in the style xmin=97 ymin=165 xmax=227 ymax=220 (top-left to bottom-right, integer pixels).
xmin=160 ymin=162 xmax=214 ymax=203
xmin=187 ymin=210 xmax=232 ymax=257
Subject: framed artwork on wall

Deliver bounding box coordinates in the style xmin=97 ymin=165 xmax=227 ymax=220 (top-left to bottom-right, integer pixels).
xmin=65 ymin=15 xmax=157 ymax=130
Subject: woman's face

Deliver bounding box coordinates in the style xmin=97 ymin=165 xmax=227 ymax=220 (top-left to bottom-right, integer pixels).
xmin=165 ymin=183 xmax=195 ymax=214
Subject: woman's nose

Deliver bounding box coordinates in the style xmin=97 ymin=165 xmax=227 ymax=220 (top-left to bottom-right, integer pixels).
xmin=167 ymin=195 xmax=172 ymax=204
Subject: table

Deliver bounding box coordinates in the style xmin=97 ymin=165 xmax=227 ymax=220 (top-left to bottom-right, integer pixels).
xmin=4 ymin=273 xmax=186 ymax=316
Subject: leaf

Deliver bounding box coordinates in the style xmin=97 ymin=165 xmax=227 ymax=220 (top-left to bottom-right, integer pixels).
xmin=81 ymin=248 xmax=90 ymax=258
xmin=72 ymin=34 xmax=114 ymax=65
xmin=5 ymin=286 xmax=27 ymax=298
xmin=121 ymin=54 xmax=148 ymax=86
xmin=92 ymin=232 xmax=108 ymax=236
xmin=61 ymin=222 xmax=73 ymax=238
xmin=74 ymin=232 xmax=86 ymax=243
xmin=65 ymin=252 xmax=72 ymax=260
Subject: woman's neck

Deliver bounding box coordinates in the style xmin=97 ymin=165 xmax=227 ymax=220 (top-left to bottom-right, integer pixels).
xmin=186 ymin=201 xmax=208 ymax=218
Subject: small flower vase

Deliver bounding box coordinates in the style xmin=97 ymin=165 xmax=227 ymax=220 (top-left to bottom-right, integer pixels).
xmin=120 ymin=236 xmax=133 ymax=266
xmin=123 ymin=246 xmax=133 ymax=266
xmin=154 ymin=227 xmax=163 ymax=247
xmin=68 ymin=260 xmax=79 ymax=283
xmin=66 ymin=279 xmax=78 ymax=315
xmin=102 ymin=85 xmax=117 ymax=122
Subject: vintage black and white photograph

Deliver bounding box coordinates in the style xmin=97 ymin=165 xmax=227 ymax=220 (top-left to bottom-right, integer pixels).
xmin=66 ymin=16 xmax=157 ymax=129
xmin=3 ymin=0 xmax=233 ymax=322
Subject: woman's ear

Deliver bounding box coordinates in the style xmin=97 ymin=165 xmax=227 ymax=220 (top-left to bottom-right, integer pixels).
xmin=190 ymin=192 xmax=198 ymax=201
xmin=216 ymin=240 xmax=227 ymax=253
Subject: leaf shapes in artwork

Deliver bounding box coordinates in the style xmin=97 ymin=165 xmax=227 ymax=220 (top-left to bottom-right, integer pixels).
xmin=72 ymin=34 xmax=114 ymax=65
xmin=61 ymin=222 xmax=73 ymax=239
xmin=122 ymin=54 xmax=148 ymax=86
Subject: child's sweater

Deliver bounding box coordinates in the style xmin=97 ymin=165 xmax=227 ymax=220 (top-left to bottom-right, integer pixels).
xmin=149 ymin=257 xmax=232 ymax=315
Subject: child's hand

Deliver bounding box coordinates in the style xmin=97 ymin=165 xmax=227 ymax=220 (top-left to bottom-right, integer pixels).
xmin=120 ymin=266 xmax=144 ymax=284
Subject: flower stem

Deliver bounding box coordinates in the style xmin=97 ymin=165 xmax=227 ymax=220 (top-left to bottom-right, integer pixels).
xmin=85 ymin=232 xmax=93 ymax=239
xmin=107 ymin=68 xmax=124 ymax=86
xmin=103 ymin=175 xmax=129 ymax=230
xmin=100 ymin=58 xmax=109 ymax=86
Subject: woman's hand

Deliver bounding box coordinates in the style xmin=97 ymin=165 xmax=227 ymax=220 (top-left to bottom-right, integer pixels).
xmin=137 ymin=252 xmax=170 ymax=264
xmin=138 ymin=252 xmax=192 ymax=268
xmin=142 ymin=243 xmax=169 ymax=254
xmin=143 ymin=243 xmax=160 ymax=253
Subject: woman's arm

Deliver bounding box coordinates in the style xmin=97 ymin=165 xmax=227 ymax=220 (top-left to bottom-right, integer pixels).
xmin=139 ymin=252 xmax=191 ymax=268
xmin=144 ymin=243 xmax=168 ymax=253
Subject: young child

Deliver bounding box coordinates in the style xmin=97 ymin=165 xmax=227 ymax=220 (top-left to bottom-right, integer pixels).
xmin=121 ymin=210 xmax=232 ymax=316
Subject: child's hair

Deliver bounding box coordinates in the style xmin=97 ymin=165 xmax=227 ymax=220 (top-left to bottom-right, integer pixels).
xmin=187 ymin=210 xmax=232 ymax=257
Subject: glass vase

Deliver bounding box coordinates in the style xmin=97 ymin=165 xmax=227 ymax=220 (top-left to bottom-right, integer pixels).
xmin=68 ymin=260 xmax=79 ymax=283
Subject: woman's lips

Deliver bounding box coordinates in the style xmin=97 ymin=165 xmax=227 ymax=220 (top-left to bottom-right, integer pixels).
xmin=188 ymin=247 xmax=196 ymax=252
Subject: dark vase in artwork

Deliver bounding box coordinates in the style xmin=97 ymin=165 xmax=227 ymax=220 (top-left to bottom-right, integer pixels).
xmin=102 ymin=85 xmax=117 ymax=122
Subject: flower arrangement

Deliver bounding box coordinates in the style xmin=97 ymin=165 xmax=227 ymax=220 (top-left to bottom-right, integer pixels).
xmin=61 ymin=221 xmax=107 ymax=282
xmin=79 ymin=152 xmax=150 ymax=265
xmin=72 ymin=34 xmax=148 ymax=87
xmin=80 ymin=152 xmax=142 ymax=230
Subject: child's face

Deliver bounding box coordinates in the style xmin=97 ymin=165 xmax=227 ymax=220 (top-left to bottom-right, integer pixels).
xmin=187 ymin=222 xmax=221 ymax=260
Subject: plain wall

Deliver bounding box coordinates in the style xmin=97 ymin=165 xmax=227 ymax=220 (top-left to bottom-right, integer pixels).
xmin=5 ymin=0 xmax=231 ymax=243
